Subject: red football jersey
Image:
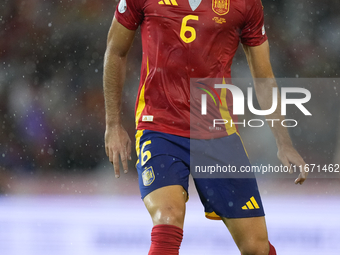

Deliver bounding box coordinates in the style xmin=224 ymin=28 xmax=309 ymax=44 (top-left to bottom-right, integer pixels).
xmin=115 ymin=0 xmax=267 ymax=139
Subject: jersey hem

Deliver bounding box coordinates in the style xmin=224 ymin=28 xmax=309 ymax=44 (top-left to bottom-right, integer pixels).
xmin=241 ymin=37 xmax=268 ymax=47
xmin=136 ymin=126 xmax=235 ymax=139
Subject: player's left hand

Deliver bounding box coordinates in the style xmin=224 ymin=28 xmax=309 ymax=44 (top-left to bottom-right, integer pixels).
xmin=277 ymin=145 xmax=307 ymax=185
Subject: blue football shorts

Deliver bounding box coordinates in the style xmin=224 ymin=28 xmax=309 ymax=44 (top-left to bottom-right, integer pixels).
xmin=135 ymin=129 xmax=265 ymax=220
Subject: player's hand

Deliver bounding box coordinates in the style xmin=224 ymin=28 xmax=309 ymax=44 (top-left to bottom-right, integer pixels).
xmin=105 ymin=125 xmax=132 ymax=178
xmin=277 ymin=145 xmax=307 ymax=185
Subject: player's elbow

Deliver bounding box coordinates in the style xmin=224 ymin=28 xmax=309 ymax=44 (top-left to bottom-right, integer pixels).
xmin=105 ymin=41 xmax=129 ymax=59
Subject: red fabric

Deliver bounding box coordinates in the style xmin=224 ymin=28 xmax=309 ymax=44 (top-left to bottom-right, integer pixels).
xmin=115 ymin=0 xmax=267 ymax=139
xmin=268 ymin=241 xmax=277 ymax=255
xmin=148 ymin=224 xmax=183 ymax=255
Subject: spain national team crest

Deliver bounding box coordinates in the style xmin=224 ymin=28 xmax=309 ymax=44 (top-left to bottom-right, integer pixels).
xmin=142 ymin=166 xmax=155 ymax=186
xmin=212 ymin=0 xmax=230 ymax=15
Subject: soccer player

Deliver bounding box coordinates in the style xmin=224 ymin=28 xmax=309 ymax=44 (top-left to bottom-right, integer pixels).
xmin=103 ymin=0 xmax=307 ymax=254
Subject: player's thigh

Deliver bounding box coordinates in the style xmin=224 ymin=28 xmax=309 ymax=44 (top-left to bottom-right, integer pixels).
xmin=192 ymin=133 xmax=265 ymax=220
xmin=222 ymin=216 xmax=269 ymax=255
xmin=136 ymin=130 xmax=190 ymax=198
xmin=143 ymin=185 xmax=187 ymax=229
xmin=136 ymin=130 xmax=190 ymax=229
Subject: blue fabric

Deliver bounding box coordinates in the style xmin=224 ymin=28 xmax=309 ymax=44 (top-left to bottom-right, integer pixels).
xmin=136 ymin=130 xmax=265 ymax=219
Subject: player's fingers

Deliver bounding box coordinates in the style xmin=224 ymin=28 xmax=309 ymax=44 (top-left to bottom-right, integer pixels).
xmin=107 ymin=147 xmax=113 ymax=163
xmin=120 ymin=149 xmax=129 ymax=174
xmin=105 ymin=140 xmax=110 ymax=157
xmin=300 ymin=165 xmax=308 ymax=178
xmin=288 ymin=162 xmax=294 ymax=174
xmin=292 ymin=159 xmax=306 ymax=169
xmin=295 ymin=173 xmax=306 ymax=185
xmin=295 ymin=164 xmax=307 ymax=184
xmin=127 ymin=139 xmax=132 ymax=161
xmin=278 ymin=154 xmax=292 ymax=174
xmin=288 ymin=156 xmax=308 ymax=181
xmin=104 ymin=132 xmax=110 ymax=156
xmin=291 ymin=164 xmax=306 ymax=185
xmin=112 ymin=151 xmax=120 ymax=178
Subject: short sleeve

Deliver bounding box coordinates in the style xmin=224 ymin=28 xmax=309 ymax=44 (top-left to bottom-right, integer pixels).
xmin=240 ymin=0 xmax=267 ymax=46
xmin=114 ymin=0 xmax=144 ymax=30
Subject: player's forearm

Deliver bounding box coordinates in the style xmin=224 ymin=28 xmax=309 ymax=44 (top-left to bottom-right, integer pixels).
xmin=103 ymin=49 xmax=127 ymax=128
xmin=254 ymin=80 xmax=293 ymax=148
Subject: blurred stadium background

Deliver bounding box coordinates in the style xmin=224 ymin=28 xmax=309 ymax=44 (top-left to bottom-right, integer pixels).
xmin=0 ymin=0 xmax=340 ymax=254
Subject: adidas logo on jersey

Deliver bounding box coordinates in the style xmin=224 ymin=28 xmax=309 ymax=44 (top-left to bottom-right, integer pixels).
xmin=158 ymin=0 xmax=178 ymax=6
xmin=242 ymin=196 xmax=260 ymax=210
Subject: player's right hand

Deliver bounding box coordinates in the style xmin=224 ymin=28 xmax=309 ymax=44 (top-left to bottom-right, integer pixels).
xmin=105 ymin=125 xmax=132 ymax=178
xmin=277 ymin=145 xmax=308 ymax=185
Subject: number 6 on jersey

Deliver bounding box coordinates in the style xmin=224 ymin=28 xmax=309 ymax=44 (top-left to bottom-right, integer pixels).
xmin=180 ymin=15 xmax=199 ymax=43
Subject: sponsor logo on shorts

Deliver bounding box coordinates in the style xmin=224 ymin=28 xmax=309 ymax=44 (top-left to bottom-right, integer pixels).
xmin=241 ymin=196 xmax=260 ymax=210
xmin=142 ymin=166 xmax=155 ymax=186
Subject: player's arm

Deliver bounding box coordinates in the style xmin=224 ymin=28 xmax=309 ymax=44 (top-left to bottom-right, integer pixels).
xmin=243 ymin=40 xmax=307 ymax=184
xmin=103 ymin=17 xmax=136 ymax=178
